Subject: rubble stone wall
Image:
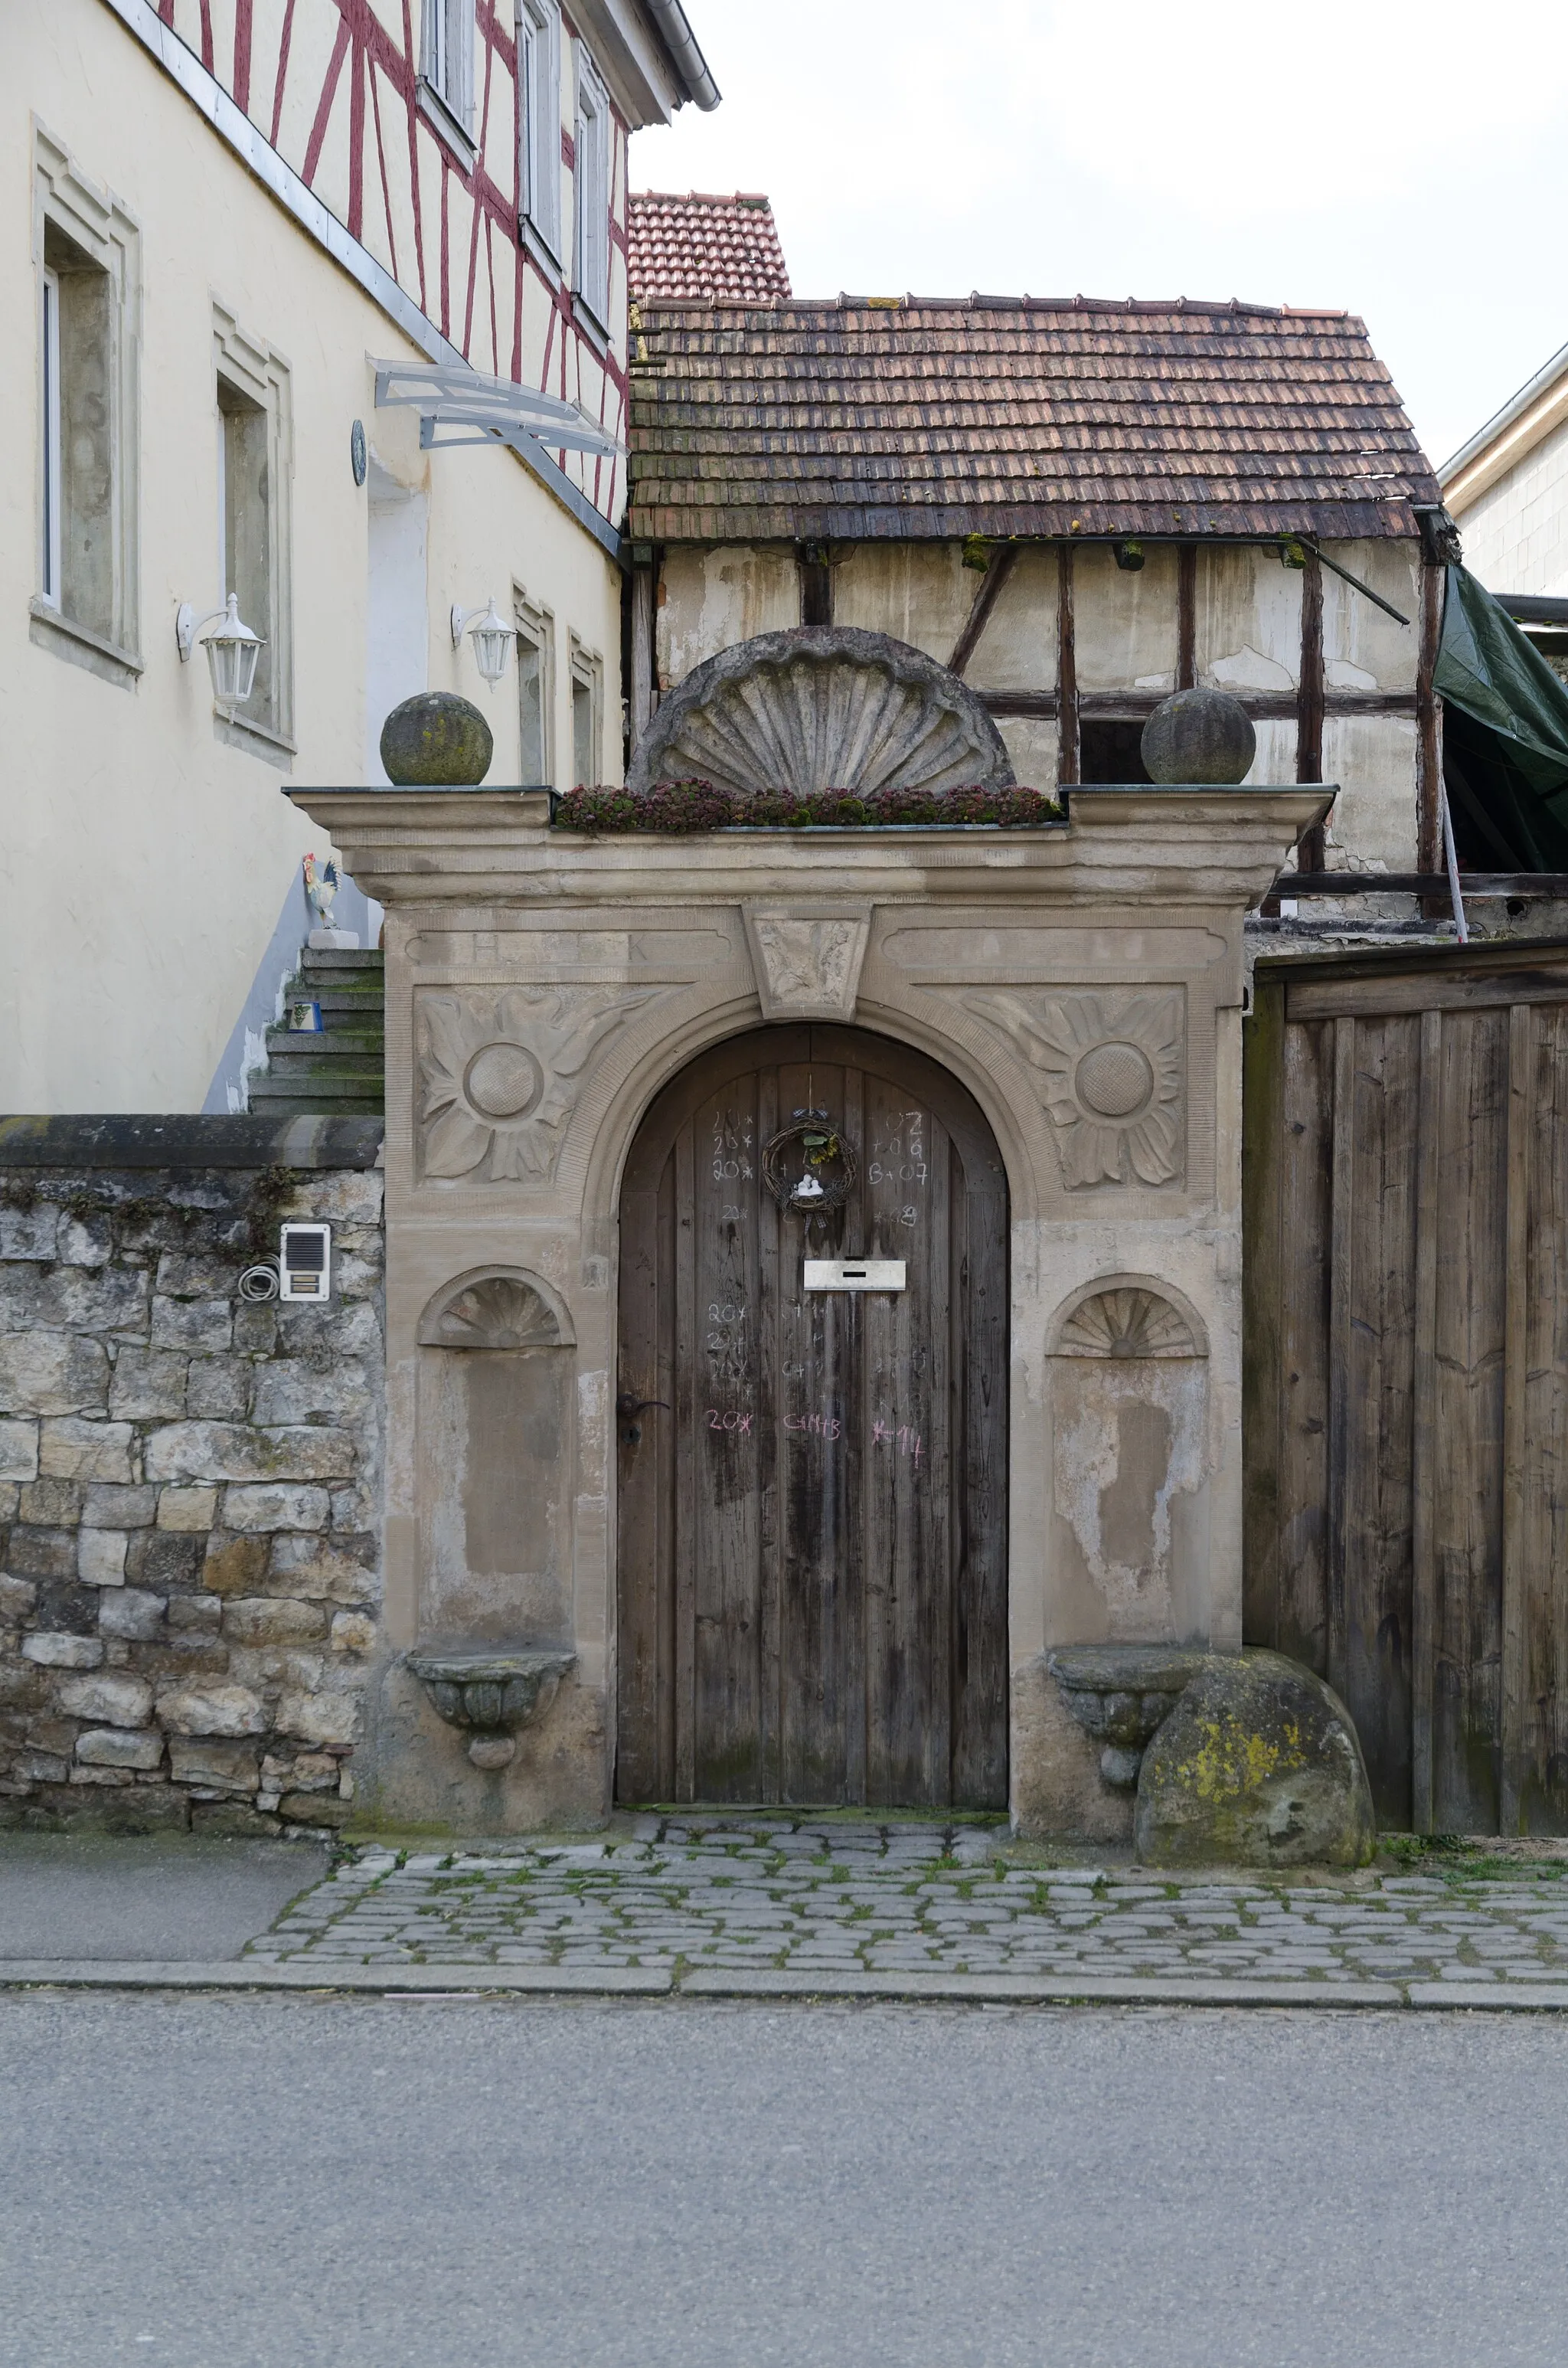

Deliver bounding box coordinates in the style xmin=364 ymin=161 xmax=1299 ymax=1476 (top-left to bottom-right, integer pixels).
xmin=0 ymin=1152 xmax=384 ymax=1833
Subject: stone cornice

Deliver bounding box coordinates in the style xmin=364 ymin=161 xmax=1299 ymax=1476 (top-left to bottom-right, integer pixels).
xmin=287 ymin=785 xmax=1334 ymax=913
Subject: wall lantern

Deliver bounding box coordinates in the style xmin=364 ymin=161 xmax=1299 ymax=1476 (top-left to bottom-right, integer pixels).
xmin=175 ymin=593 xmax=265 ymax=704
xmin=451 ymin=595 xmax=512 ymax=688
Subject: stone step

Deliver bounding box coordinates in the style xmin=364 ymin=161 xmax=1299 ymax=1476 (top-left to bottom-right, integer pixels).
xmin=248 ymin=1067 xmax=384 ymax=1104
xmin=245 ymin=947 xmax=387 ymax=1117
xmin=241 ymin=1094 xmax=387 ymax=1119
xmin=299 ymin=947 xmax=384 ymax=973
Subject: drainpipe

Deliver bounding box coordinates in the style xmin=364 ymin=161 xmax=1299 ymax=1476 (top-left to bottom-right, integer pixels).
xmin=644 ymin=0 xmax=721 ymax=109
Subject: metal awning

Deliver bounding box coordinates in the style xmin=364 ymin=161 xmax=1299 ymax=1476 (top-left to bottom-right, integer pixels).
xmin=373 ymin=361 xmax=623 ymax=464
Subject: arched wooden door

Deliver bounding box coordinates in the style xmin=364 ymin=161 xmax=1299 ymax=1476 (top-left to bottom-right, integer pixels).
xmin=616 ymin=1025 xmax=1008 ymax=1808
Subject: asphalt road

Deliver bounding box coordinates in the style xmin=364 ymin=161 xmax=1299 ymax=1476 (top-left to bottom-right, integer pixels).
xmin=2 ymin=1994 xmax=1564 ymax=2367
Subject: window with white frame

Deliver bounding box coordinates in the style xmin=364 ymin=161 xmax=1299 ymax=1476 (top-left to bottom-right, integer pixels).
xmin=422 ymin=0 xmax=475 ymax=137
xmin=570 ymin=636 xmax=602 ymax=786
xmin=573 ymin=51 xmax=610 ymax=325
xmin=517 ymin=0 xmax=562 ymax=257
xmin=515 ymin=590 xmax=554 ymax=784
xmin=34 ymin=128 xmax=140 ymax=679
xmin=212 ymin=306 xmax=293 ymax=753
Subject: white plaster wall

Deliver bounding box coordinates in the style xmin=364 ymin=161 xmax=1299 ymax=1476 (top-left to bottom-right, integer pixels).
xmin=831 ymin=543 xmax=973 ymax=660
xmin=655 ymin=546 xmax=799 ymax=687
xmin=1073 ymin=546 xmax=1180 ymax=694
xmin=965 ymin=547 xmax=1057 ymax=691
xmin=1450 ymin=417 xmax=1568 ymax=597
xmin=1196 ymin=545 xmax=1303 ymax=692
xmin=995 ymin=717 xmax=1060 ymax=789
xmin=1321 ymin=541 xmax=1421 ymax=691
xmin=4 ymin=0 xmax=625 ymax=1113
xmin=1321 ymin=716 xmax=1419 ymax=872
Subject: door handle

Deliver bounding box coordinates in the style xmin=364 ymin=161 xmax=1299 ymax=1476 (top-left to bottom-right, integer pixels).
xmin=616 ymin=1392 xmax=669 ymax=1444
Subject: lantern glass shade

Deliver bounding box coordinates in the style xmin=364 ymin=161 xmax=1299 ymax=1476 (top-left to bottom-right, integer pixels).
xmin=467 ymin=597 xmax=513 ymax=687
xmin=203 ymin=594 xmax=265 ymax=704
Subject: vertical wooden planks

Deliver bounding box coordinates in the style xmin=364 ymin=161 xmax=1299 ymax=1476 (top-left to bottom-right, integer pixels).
xmin=691 ymin=1073 xmax=765 ymax=1799
xmin=1520 ymin=1005 xmax=1568 ymax=1827
xmin=614 ymin=1026 xmax=1009 ymax=1810
xmin=1430 ymin=1007 xmax=1508 ymax=1833
xmin=1325 ymin=1015 xmax=1357 ymax=1710
xmin=1341 ymin=1013 xmax=1419 ymax=1827
xmin=1501 ymin=1002 xmax=1532 ymax=1831
xmin=1410 ymin=1006 xmax=1442 ymax=1833
xmin=1275 ymin=1016 xmax=1335 ymax=1672
xmin=672 ymin=1120 xmax=697 ymax=1798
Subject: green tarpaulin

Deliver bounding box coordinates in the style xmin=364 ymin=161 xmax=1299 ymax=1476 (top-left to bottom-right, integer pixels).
xmin=1435 ymin=563 xmax=1568 ymax=871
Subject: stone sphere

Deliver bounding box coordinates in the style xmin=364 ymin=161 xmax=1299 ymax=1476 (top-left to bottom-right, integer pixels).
xmin=379 ymin=692 xmax=493 ymax=786
xmin=1140 ymin=688 xmax=1256 ymax=786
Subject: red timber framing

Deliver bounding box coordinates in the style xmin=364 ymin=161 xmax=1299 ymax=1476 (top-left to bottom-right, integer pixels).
xmin=134 ymin=0 xmax=632 ymax=538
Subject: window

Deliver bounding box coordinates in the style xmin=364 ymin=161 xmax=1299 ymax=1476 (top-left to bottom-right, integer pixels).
xmin=515 ymin=591 xmax=554 ymax=784
xmin=33 ymin=126 xmax=140 ymax=682
xmin=422 ymin=0 xmax=475 ymax=138
xmin=573 ymin=51 xmax=610 ymax=325
xmin=211 ymin=306 xmax=293 ymax=756
xmin=570 ymin=637 xmax=602 ymax=786
xmin=518 ymin=0 xmax=562 ymax=257
xmin=1079 ymin=719 xmax=1153 ymax=783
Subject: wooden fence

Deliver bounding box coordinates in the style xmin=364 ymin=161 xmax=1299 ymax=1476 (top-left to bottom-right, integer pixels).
xmin=1243 ymin=937 xmax=1568 ymax=1833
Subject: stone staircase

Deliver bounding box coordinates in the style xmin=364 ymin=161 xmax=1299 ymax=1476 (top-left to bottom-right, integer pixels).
xmin=245 ymin=947 xmax=385 ymax=1118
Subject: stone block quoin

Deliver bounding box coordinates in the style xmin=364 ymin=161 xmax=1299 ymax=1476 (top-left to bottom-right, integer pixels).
xmin=0 ymin=1132 xmax=384 ymax=1834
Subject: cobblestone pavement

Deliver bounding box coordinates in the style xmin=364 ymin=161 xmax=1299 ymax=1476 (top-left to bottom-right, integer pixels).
xmin=241 ymin=1817 xmax=1568 ymax=1992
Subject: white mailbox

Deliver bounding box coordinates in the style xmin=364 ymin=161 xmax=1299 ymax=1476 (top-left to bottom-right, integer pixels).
xmin=803 ymin=1259 xmax=906 ymax=1293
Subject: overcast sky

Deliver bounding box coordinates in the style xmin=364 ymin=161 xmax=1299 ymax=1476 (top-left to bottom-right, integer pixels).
xmin=632 ymin=0 xmax=1568 ymax=470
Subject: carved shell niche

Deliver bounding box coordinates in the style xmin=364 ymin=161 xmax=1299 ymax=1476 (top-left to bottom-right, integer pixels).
xmin=417 ymin=1271 xmax=570 ymax=1349
xmin=628 ymin=626 xmax=1016 ymax=800
xmin=1056 ymin=1288 xmax=1200 ymax=1360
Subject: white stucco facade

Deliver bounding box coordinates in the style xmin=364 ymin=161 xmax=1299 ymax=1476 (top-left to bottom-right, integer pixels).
xmin=5 ymin=0 xmax=701 ymax=1113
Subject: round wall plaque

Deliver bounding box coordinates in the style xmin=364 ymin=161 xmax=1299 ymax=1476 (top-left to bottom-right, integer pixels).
xmin=350 ymin=418 xmax=368 ymax=487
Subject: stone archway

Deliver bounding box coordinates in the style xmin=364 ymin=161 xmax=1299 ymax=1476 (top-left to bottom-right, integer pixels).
xmin=614 ymin=1020 xmax=1010 ymax=1810
xmin=628 ymin=626 xmax=1015 ymax=800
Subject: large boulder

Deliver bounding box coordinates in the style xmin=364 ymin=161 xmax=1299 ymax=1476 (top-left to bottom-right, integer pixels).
xmin=1134 ymin=1650 xmax=1375 ymax=1868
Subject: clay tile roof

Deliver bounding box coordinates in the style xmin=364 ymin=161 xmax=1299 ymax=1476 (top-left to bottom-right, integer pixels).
xmin=628 ymin=190 xmax=793 ymax=306
xmin=626 ymin=298 xmax=1441 ymax=543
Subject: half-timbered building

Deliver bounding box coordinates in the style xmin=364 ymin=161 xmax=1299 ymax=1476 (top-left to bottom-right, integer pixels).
xmin=6 ymin=0 xmax=716 ymax=1114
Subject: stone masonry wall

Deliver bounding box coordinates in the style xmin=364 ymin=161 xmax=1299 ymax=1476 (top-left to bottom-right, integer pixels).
xmin=0 ymin=1159 xmax=383 ymax=1833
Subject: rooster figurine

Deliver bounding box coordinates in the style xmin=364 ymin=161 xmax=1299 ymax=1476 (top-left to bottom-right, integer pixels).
xmin=302 ymin=852 xmax=341 ymax=934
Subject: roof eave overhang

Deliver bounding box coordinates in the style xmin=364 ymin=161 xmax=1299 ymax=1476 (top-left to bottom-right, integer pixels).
xmin=1441 ymin=340 xmax=1568 ymax=517
xmin=571 ymin=0 xmax=719 ymax=126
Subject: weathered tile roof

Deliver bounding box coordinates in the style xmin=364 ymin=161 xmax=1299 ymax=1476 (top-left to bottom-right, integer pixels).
xmin=627 ymin=191 xmax=792 ymax=304
xmin=627 ymin=296 xmax=1441 ymax=543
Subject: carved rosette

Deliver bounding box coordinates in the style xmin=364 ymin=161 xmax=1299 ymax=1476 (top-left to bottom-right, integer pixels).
xmin=967 ymin=989 xmax=1185 ymax=1188
xmin=415 ymin=987 xmax=653 ymax=1184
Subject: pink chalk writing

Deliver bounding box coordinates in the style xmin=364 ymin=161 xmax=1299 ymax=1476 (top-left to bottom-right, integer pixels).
xmin=706 ymin=1408 xmax=753 ymax=1433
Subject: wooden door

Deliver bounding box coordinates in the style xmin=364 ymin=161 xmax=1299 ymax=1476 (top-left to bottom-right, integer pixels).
xmin=616 ymin=1025 xmax=1008 ymax=1808
xmin=1243 ymin=938 xmax=1568 ymax=1833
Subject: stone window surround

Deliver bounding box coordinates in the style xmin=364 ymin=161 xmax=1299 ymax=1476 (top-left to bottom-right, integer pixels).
xmin=30 ymin=119 xmax=142 ymax=692
xmin=210 ymin=301 xmax=296 ymax=767
xmin=514 ymin=583 xmax=556 ymax=787
xmin=568 ymin=629 xmax=603 ymax=787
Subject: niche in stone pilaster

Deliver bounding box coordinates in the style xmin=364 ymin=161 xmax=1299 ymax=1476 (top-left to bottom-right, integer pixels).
xmin=1047 ymin=1280 xmax=1210 ymax=1645
xmin=415 ymin=1268 xmax=575 ymax=1647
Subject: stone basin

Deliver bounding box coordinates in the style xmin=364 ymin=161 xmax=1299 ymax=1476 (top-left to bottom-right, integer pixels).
xmin=1048 ymin=1645 xmax=1219 ymax=1787
xmin=407 ymin=1648 xmax=576 ymax=1770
